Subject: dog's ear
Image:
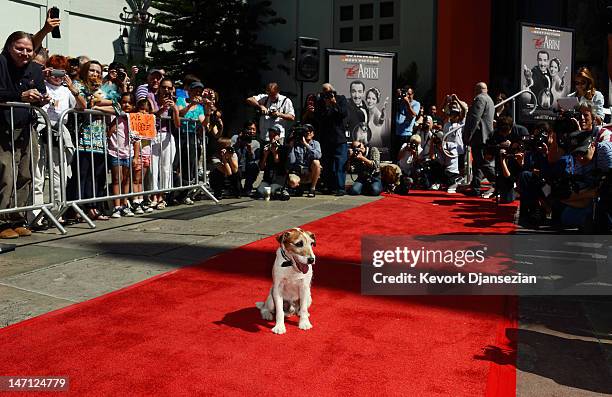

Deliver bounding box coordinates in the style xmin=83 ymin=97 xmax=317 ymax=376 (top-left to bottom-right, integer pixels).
xmin=276 ymin=232 xmax=288 ymax=244
xmin=307 ymin=231 xmax=316 ymax=246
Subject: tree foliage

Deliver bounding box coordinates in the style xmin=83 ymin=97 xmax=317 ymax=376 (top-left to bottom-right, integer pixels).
xmin=149 ymin=0 xmax=286 ymax=119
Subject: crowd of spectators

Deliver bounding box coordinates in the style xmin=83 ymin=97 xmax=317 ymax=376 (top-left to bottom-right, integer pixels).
xmin=0 ymin=13 xmax=610 ymax=239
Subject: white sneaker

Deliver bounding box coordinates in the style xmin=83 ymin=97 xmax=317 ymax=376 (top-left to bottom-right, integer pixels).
xmin=183 ymin=197 xmax=194 ymax=205
xmin=121 ymin=207 xmax=135 ymax=217
xmin=111 ymin=207 xmax=122 ymax=219
xmin=133 ymin=205 xmax=144 ymax=215
xmin=481 ymin=187 xmax=495 ymax=199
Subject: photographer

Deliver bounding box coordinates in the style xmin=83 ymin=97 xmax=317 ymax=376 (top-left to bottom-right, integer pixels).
xmin=517 ymin=123 xmax=555 ymax=226
xmin=209 ymin=137 xmax=240 ymax=199
xmin=232 ymin=121 xmax=260 ymax=196
xmin=312 ymin=83 xmax=349 ymax=196
xmin=255 ymin=125 xmax=290 ymax=200
xmin=489 ymin=116 xmax=529 ymax=202
xmin=347 ymin=140 xmax=382 ymax=196
xmin=396 ymin=135 xmax=422 ymax=195
xmin=416 ymin=130 xmax=446 ymax=190
xmin=393 ymin=85 xmax=420 ymax=160
xmin=286 ymin=124 xmax=322 ymax=198
xmin=246 ymin=82 xmax=295 ymax=142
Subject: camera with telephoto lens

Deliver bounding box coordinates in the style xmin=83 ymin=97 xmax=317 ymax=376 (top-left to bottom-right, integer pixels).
xmin=238 ymin=134 xmax=253 ymax=144
xmin=397 ymin=88 xmax=408 ymax=101
xmin=225 ymin=146 xmax=235 ymax=154
xmin=409 ymin=142 xmax=419 ymax=152
xmin=50 ymin=69 xmax=66 ymax=78
xmin=321 ymin=91 xmax=336 ymax=100
xmin=117 ymin=70 xmax=127 ymax=82
xmin=289 ymin=125 xmax=308 ymax=141
xmin=268 ymin=106 xmax=278 ymax=116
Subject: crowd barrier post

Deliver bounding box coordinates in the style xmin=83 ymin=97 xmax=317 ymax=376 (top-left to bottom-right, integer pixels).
xmin=54 ymin=109 xmax=218 ymax=230
xmin=0 ymin=102 xmax=67 ymax=234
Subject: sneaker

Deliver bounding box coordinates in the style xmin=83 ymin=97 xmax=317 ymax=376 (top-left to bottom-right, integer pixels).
xmin=133 ymin=205 xmax=145 ymax=215
xmin=183 ymin=197 xmax=194 ymax=205
xmin=307 ymin=189 xmax=316 ymax=198
xmin=111 ymin=207 xmax=122 ymax=219
xmin=481 ymin=187 xmax=495 ymax=199
xmin=447 ymin=183 xmax=459 ymax=194
xmin=156 ymin=201 xmax=166 ymax=210
xmin=121 ymin=207 xmax=135 ymax=217
xmin=141 ymin=203 xmax=154 ymax=213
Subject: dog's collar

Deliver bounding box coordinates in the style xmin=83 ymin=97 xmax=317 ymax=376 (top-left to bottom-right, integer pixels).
xmin=280 ymin=248 xmax=293 ymax=267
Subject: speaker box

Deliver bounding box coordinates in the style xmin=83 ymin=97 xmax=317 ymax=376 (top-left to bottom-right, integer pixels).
xmin=296 ymin=37 xmax=320 ymax=82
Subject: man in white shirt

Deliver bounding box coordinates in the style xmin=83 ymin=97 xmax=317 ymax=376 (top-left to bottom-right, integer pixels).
xmin=246 ymin=82 xmax=295 ymax=141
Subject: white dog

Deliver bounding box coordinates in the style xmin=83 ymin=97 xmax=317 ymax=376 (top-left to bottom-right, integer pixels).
xmin=256 ymin=228 xmax=316 ymax=334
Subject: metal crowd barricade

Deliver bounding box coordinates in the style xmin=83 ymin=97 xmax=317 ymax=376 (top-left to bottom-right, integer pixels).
xmin=56 ymin=108 xmax=218 ymax=230
xmin=0 ymin=102 xmax=67 ymax=234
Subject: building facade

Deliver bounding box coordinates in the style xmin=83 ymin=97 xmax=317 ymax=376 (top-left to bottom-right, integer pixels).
xmin=1 ymin=0 xmax=148 ymax=65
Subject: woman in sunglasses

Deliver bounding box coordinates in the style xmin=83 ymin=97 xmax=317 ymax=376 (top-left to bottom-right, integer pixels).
xmin=574 ymin=67 xmax=604 ymax=124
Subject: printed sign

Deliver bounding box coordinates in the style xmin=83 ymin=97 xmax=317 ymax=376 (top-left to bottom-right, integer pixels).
xmin=128 ymin=112 xmax=157 ymax=139
xmin=328 ymin=49 xmax=395 ymax=157
xmin=518 ymin=23 xmax=574 ymax=124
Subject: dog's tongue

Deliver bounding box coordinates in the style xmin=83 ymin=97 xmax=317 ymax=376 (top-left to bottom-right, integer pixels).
xmin=297 ymin=262 xmax=309 ymax=274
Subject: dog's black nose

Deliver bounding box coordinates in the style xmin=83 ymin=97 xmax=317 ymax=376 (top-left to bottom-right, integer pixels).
xmin=307 ymin=257 xmax=315 ymax=264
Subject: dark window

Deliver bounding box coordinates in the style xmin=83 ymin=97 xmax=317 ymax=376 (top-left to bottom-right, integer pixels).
xmin=360 ymin=3 xmax=374 ymax=19
xmin=340 ymin=5 xmax=353 ymax=21
xmin=380 ymin=1 xmax=394 ymax=18
xmin=359 ymin=25 xmax=373 ymax=41
xmin=379 ymin=23 xmax=394 ymax=40
xmin=340 ymin=27 xmax=353 ymax=43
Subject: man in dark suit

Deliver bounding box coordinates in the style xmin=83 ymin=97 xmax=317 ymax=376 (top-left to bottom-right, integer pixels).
xmin=463 ymin=82 xmax=496 ymax=197
xmin=523 ymin=50 xmax=551 ymax=103
xmin=311 ymin=83 xmax=349 ymax=195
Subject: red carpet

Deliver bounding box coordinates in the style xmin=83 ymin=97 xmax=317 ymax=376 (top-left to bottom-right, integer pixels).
xmin=0 ymin=192 xmax=517 ymax=396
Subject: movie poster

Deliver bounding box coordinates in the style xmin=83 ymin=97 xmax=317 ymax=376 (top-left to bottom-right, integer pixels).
xmin=519 ymin=23 xmax=574 ymax=124
xmin=327 ymin=50 xmax=395 ymax=156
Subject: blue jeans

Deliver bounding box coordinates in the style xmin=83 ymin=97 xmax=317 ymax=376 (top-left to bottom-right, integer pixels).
xmin=333 ymin=143 xmax=348 ymax=192
xmin=349 ymin=177 xmax=382 ymax=196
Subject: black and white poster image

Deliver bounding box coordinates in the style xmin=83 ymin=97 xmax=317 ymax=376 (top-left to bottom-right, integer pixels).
xmin=519 ymin=24 xmax=574 ymax=123
xmin=328 ymin=50 xmax=395 ymax=155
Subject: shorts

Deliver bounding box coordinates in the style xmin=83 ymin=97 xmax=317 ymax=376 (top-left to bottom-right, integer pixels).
xmin=108 ymin=155 xmax=132 ymax=168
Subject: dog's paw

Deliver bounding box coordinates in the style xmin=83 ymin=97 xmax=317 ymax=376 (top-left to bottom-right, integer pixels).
xmin=298 ymin=319 xmax=313 ymax=330
xmin=261 ymin=309 xmax=273 ymax=321
xmin=271 ymin=323 xmax=286 ymax=334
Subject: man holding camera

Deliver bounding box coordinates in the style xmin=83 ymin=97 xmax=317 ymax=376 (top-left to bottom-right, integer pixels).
xmin=246 ymin=82 xmax=295 ymax=142
xmin=255 ymin=124 xmax=290 ymax=200
xmin=286 ymin=124 xmax=322 ymax=198
xmin=232 ymin=121 xmax=260 ymax=196
xmin=393 ymin=86 xmax=420 ymax=161
xmin=347 ymin=140 xmax=382 ymax=196
xmin=310 ymin=83 xmax=349 ymax=195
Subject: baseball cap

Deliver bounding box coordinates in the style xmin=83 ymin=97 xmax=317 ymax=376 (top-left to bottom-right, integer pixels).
xmin=148 ymin=68 xmax=164 ymax=76
xmin=568 ymin=130 xmax=594 ymax=154
xmin=268 ymin=124 xmax=284 ymax=135
xmin=190 ymin=81 xmax=204 ymax=89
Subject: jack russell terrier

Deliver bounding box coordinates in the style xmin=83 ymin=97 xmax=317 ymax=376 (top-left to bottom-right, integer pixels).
xmin=256 ymin=228 xmax=316 ymax=334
